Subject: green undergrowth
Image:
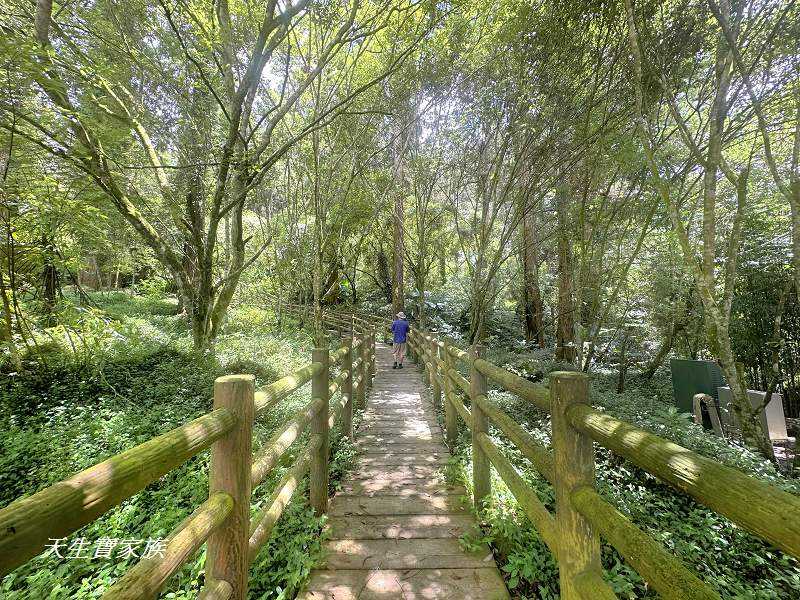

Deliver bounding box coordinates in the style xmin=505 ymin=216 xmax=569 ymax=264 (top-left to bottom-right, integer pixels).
xmin=425 ymin=351 xmax=800 ymax=599
xmin=0 ymin=293 xmax=358 ymax=599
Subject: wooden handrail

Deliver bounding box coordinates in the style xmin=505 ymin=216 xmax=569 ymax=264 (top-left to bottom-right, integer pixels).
xmin=448 ymin=368 xmax=470 ymax=396
xmin=571 ymin=487 xmax=720 ymax=600
xmin=0 ymin=407 xmax=236 ymax=576
xmin=251 ymin=396 xmax=325 ymax=487
xmin=476 ymin=432 xmax=557 ymax=550
xmin=406 ymin=324 xmax=798 ymax=600
xmin=103 ymin=492 xmax=234 ymax=600
xmin=198 ymin=578 xmax=232 ymax=600
xmin=567 ymin=403 xmax=800 ymax=558
xmin=473 ymin=357 xmax=549 ymax=412
xmin=254 ymin=362 xmax=322 ymax=418
xmin=0 ymin=311 xmax=377 ymax=599
xmin=248 ymin=435 xmax=321 ymax=563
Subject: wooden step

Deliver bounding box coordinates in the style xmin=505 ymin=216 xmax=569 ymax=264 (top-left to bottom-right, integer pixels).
xmin=299 ymin=568 xmax=510 ymax=600
xmin=327 ymin=514 xmax=476 ymax=539
xmin=350 ymin=465 xmax=445 ymax=480
xmin=320 ymin=538 xmax=494 ymax=569
xmin=358 ymin=420 xmax=441 ymax=429
xmin=329 ymin=495 xmax=469 ymax=516
xmin=355 ymin=453 xmax=449 ymax=466
xmin=357 ymin=441 xmax=446 ymax=453
xmin=358 ymin=425 xmax=442 ymax=435
xmin=338 ymin=479 xmax=465 ymax=496
xmin=358 ymin=432 xmax=439 ymax=444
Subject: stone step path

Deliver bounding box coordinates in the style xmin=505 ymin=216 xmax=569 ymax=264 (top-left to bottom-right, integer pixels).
xmin=298 ymin=343 xmax=510 ymax=600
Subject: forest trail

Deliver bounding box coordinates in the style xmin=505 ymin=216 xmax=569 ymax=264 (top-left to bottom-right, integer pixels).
xmin=297 ymin=342 xmax=510 ymax=599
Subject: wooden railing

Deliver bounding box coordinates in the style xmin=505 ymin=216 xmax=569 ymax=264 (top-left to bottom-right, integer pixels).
xmin=404 ymin=326 xmax=800 ymax=600
xmin=0 ymin=318 xmax=377 ymax=600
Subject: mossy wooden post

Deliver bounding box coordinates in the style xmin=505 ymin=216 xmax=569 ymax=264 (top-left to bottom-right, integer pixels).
xmin=204 ymin=375 xmax=255 ymax=600
xmin=365 ymin=330 xmax=373 ymax=390
xmin=310 ymin=348 xmax=330 ymax=515
xmin=470 ymin=344 xmax=490 ymax=508
xmin=443 ymin=338 xmax=458 ymax=446
xmin=342 ymin=338 xmax=354 ymax=440
xmin=360 ymin=333 xmax=369 ymax=405
xmin=550 ymin=371 xmax=601 ymax=599
xmin=431 ymin=336 xmax=442 ymax=412
xmin=355 ymin=337 xmax=366 ymax=409
xmin=369 ymin=329 xmax=376 ymax=382
xmin=422 ymin=333 xmax=431 ymax=384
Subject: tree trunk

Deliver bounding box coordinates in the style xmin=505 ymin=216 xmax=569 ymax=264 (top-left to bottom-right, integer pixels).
xmin=93 ymin=256 xmax=104 ymax=291
xmin=417 ymin=284 xmax=425 ymax=329
xmin=41 ymin=235 xmax=58 ymax=322
xmin=391 ymin=116 xmax=407 ymax=318
xmin=791 ymin=181 xmax=800 ymax=305
xmin=0 ymin=271 xmax=21 ymax=370
xmin=556 ymin=188 xmax=576 ymax=362
xmin=617 ymin=328 xmax=630 ymax=394
xmin=393 ymin=190 xmax=405 ymax=317
xmin=520 ymin=196 xmax=545 ymax=347
xmin=643 ymin=322 xmax=679 ymax=380
xmin=713 ymin=319 xmax=775 ymax=460
xmin=416 ymin=213 xmax=428 ymax=328
xmin=376 ymin=248 xmax=392 ymax=305
xmin=321 ymin=259 xmax=340 ymax=304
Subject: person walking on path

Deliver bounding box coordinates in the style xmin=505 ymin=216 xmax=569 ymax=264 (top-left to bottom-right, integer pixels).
xmin=391 ymin=312 xmax=409 ymax=369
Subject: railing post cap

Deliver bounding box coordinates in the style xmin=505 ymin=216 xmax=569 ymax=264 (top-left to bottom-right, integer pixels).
xmin=548 ymin=370 xmax=587 ymax=382
xmin=215 ymin=374 xmax=256 ymax=385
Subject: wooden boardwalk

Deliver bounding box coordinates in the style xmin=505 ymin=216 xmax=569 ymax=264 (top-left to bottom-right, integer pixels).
xmin=298 ymin=343 xmax=510 ymax=599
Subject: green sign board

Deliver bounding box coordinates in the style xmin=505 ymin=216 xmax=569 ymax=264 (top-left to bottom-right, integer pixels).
xmin=669 ymin=359 xmax=726 ymax=427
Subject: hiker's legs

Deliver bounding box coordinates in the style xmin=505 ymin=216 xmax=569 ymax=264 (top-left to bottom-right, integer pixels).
xmin=397 ymin=342 xmax=406 ymax=365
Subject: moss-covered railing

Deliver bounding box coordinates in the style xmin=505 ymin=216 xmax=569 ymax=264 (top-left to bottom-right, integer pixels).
xmin=405 ymin=327 xmax=800 ymax=600
xmin=0 ymin=321 xmax=377 ymax=600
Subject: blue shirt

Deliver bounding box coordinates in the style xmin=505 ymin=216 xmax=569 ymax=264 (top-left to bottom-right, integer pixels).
xmin=391 ymin=319 xmax=409 ymax=343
